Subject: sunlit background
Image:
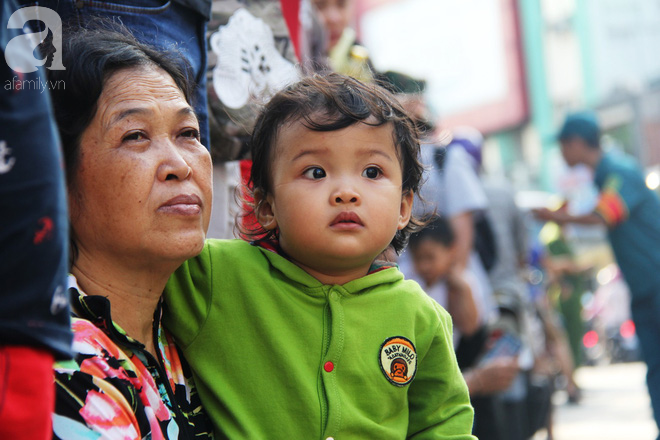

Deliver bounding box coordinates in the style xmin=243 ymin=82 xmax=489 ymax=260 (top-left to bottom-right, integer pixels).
xmin=353 ymin=0 xmax=660 ymax=196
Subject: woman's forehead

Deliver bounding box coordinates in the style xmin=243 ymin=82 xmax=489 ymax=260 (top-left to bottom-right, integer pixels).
xmin=102 ymin=67 xmax=184 ymax=104
xmin=97 ymin=67 xmax=190 ymax=127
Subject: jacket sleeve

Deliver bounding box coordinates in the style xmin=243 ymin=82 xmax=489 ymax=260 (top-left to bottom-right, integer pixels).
xmin=163 ymin=240 xmax=216 ymax=349
xmin=407 ymin=303 xmax=477 ymax=440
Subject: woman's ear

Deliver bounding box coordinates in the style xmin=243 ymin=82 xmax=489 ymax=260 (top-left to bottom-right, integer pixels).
xmin=254 ymin=189 xmax=278 ymax=231
xmin=397 ymin=191 xmax=414 ymax=230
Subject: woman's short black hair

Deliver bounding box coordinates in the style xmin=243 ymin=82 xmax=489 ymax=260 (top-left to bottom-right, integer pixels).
xmin=243 ymin=72 xmax=425 ymax=254
xmin=45 ymin=19 xmax=195 ymax=186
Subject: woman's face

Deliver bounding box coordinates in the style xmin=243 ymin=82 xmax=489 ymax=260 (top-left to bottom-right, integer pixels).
xmin=70 ymin=66 xmax=212 ymax=269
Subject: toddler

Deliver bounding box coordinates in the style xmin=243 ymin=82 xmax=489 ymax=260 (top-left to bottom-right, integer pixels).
xmin=165 ymin=73 xmax=476 ymax=439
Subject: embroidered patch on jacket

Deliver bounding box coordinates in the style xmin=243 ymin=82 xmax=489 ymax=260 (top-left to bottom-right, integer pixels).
xmin=379 ymin=336 xmax=417 ymax=387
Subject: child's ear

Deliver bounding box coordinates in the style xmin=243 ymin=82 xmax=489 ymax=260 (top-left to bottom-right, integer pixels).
xmin=397 ymin=191 xmax=414 ymax=230
xmin=254 ymin=189 xmax=278 ymax=231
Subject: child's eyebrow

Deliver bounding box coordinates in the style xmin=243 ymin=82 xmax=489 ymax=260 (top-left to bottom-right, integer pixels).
xmin=358 ymin=148 xmax=395 ymax=162
xmin=289 ymin=147 xmax=394 ymax=162
xmin=290 ymin=147 xmax=330 ymax=162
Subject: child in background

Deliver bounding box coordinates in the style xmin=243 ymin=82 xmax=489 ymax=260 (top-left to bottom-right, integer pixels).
xmin=165 ymin=73 xmax=476 ymax=439
xmin=408 ymin=216 xmax=481 ymax=342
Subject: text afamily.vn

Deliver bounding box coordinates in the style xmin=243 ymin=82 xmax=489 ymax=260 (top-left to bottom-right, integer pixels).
xmin=4 ymin=76 xmax=64 ymax=93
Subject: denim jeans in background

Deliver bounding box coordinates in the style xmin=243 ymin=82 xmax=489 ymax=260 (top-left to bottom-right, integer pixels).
xmin=26 ymin=0 xmax=210 ymax=149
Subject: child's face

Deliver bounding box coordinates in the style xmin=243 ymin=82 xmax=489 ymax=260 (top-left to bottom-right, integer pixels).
xmin=256 ymin=119 xmax=412 ymax=284
xmin=410 ymin=239 xmax=455 ymax=287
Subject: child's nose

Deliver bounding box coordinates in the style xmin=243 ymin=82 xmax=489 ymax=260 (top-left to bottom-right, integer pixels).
xmin=331 ymin=186 xmax=360 ymax=205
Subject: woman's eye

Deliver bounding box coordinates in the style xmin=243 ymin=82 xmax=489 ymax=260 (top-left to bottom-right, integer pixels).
xmin=181 ymin=129 xmax=200 ymax=140
xmin=362 ymin=167 xmax=381 ymax=179
xmin=122 ymin=131 xmax=146 ymax=142
xmin=303 ymin=167 xmax=326 ymax=179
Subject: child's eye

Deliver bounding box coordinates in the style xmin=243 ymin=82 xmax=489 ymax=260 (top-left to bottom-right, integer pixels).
xmin=362 ymin=166 xmax=382 ymax=179
xmin=303 ymin=167 xmax=326 ymax=179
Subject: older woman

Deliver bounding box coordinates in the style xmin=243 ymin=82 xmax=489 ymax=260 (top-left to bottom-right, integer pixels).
xmin=46 ymin=24 xmax=214 ymax=438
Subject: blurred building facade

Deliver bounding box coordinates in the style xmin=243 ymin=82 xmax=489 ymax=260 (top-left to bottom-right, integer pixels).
xmin=355 ymin=0 xmax=660 ymax=193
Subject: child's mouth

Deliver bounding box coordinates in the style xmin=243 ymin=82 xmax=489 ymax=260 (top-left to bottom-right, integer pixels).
xmin=330 ymin=212 xmax=364 ymax=227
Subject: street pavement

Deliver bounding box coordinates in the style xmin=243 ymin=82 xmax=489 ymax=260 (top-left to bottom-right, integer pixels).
xmin=545 ymin=362 xmax=657 ymax=440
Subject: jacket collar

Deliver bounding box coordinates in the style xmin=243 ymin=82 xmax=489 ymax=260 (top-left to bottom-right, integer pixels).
xmin=250 ymin=240 xmax=403 ymax=292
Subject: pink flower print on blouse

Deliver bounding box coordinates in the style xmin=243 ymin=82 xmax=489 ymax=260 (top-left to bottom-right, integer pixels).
xmin=72 ymin=318 xmax=172 ymax=432
xmin=79 ymin=389 xmax=141 ymax=439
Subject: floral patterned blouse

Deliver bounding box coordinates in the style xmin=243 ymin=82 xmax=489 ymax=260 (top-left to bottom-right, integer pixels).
xmin=52 ymin=277 xmax=214 ymax=439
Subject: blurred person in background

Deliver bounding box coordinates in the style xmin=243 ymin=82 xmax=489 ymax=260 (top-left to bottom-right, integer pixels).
xmin=409 ymin=216 xmax=481 ymax=343
xmin=533 ymin=111 xmax=660 ymax=438
xmin=312 ymin=0 xmax=376 ymax=82
xmin=383 ymin=72 xmax=498 ymax=328
xmin=459 ymin=130 xmax=557 ymax=438
xmin=457 ymin=127 xmax=564 ymax=439
xmin=538 ymin=219 xmax=590 ymax=398
xmin=0 ymin=2 xmax=72 ymax=438
xmin=312 ymin=0 xmax=350 ymax=51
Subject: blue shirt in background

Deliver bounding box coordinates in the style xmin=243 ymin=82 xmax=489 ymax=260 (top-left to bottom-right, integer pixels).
xmin=593 ymin=151 xmax=660 ymax=301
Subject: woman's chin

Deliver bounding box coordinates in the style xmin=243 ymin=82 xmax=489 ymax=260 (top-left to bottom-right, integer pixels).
xmin=163 ymin=230 xmax=207 ymax=262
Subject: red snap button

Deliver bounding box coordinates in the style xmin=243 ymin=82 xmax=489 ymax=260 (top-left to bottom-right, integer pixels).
xmin=324 ymin=361 xmax=334 ymax=372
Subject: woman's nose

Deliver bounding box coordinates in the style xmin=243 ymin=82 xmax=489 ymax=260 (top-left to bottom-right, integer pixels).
xmin=157 ymin=141 xmax=192 ymax=182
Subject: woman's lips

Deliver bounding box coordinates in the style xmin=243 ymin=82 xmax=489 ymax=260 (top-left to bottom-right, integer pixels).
xmin=159 ymin=194 xmax=203 ymax=216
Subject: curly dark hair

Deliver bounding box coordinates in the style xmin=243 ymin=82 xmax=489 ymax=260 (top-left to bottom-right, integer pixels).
xmin=242 ymin=72 xmax=425 ymax=254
